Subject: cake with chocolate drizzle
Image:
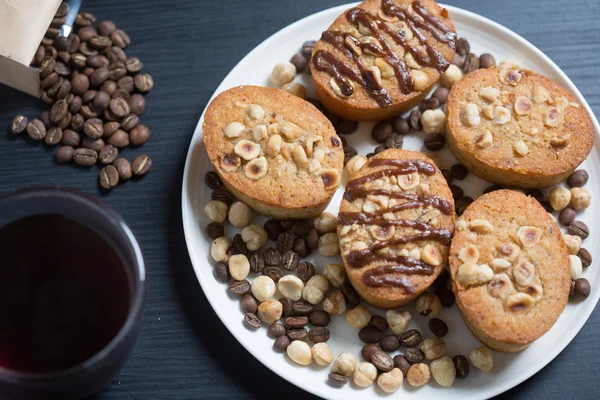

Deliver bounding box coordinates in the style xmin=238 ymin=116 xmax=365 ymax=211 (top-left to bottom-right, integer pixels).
xmin=311 ymin=0 xmax=456 ymax=122
xmin=338 ymin=149 xmax=455 ymax=308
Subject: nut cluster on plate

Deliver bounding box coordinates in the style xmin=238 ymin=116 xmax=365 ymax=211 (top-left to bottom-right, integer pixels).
xmin=8 ymin=2 xmax=153 ymax=189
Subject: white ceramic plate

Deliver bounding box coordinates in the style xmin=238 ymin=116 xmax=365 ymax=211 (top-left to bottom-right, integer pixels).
xmin=182 ymin=3 xmax=599 ymax=399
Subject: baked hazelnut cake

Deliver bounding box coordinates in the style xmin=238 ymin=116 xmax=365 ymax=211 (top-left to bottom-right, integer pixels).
xmin=311 ymin=0 xmax=456 ymax=121
xmin=449 ymin=190 xmax=571 ymax=352
xmin=446 ymin=64 xmax=594 ymax=188
xmin=203 ymin=85 xmax=344 ymax=219
xmin=338 ymin=149 xmax=455 ymax=308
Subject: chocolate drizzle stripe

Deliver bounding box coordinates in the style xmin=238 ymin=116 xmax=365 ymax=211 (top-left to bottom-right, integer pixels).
xmin=363 ymin=274 xmax=415 ymax=292
xmin=342 ymin=188 xmax=452 ymax=214
xmin=347 ymin=159 xmax=435 ymax=190
xmin=312 ymin=0 xmax=455 ymax=105
xmin=338 ymin=214 xmax=435 ymax=230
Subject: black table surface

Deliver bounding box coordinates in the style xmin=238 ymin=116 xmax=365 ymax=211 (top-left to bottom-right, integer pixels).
xmin=1 ymin=0 xmax=599 ymax=398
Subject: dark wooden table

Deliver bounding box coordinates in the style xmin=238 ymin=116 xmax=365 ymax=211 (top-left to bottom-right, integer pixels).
xmin=1 ymin=0 xmax=598 ymax=398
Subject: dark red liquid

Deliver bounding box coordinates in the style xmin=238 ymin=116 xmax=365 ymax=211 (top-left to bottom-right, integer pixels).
xmin=0 ymin=214 xmax=131 ymax=373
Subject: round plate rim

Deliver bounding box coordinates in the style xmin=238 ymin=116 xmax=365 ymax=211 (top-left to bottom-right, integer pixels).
xmin=181 ymin=3 xmax=600 ymax=399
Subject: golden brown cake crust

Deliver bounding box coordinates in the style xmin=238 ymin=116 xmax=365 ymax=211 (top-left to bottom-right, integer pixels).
xmin=338 ymin=149 xmax=455 ymax=308
xmin=446 ymin=65 xmax=594 ymax=189
xmin=449 ymin=190 xmax=570 ymax=351
xmin=203 ymin=86 xmax=344 ymax=219
xmin=311 ymin=0 xmax=456 ymax=121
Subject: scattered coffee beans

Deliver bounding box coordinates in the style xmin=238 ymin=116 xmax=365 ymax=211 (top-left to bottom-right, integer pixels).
xmin=358 ymin=326 xmax=383 ymax=344
xmin=568 ymin=220 xmax=589 ymax=239
xmin=404 ymin=348 xmax=425 ymax=364
xmin=567 ymin=170 xmax=589 ymax=188
xmin=399 ymin=329 xmax=422 ymax=347
xmin=574 ymin=278 xmax=591 ymax=297
xmin=578 ymin=248 xmax=592 ymax=268
xmin=361 ymin=344 xmax=382 ymax=362
xmin=453 ymin=355 xmax=470 ymax=379
xmin=213 ymin=261 xmax=230 ymax=282
xmin=205 ymin=222 xmax=224 ymax=240
xmin=429 ymin=318 xmax=449 ymax=337
xmin=308 ymin=310 xmax=330 ymax=327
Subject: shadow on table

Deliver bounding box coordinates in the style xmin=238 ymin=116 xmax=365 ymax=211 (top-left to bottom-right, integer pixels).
xmin=165 ymin=154 xmax=312 ymax=399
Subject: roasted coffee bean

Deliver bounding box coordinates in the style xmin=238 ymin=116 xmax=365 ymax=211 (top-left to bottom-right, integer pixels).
xmin=40 ymin=90 xmax=55 ymax=105
xmin=340 ymin=283 xmax=360 ymax=308
xmin=232 ymin=234 xmax=247 ymax=255
xmin=273 ymin=335 xmax=291 ymax=351
xmin=106 ymin=46 xmax=127 ymax=63
xmin=54 ymin=61 xmax=71 ymax=76
xmin=32 ymin=46 xmax=46 ymax=66
xmin=292 ymin=219 xmax=314 ymax=238
xmin=228 ymin=279 xmax=251 ymax=296
xmin=56 ymin=80 xmax=72 ymax=100
xmin=46 ymin=77 xmax=64 ymax=98
xmin=124 ymin=57 xmax=143 ymax=74
xmin=567 ymin=170 xmax=589 ymax=188
xmin=82 ymin=89 xmax=97 ymax=104
xmin=110 ymin=29 xmax=131 ymax=48
xmin=280 ymin=219 xmax=295 ymax=230
xmin=113 ymin=157 xmax=132 ymax=181
xmin=213 ymin=261 xmax=230 ymax=282
xmin=371 ymin=350 xmax=394 ymax=372
xmin=374 ymin=144 xmax=386 ymax=154
xmin=263 ymin=247 xmax=281 ymax=266
xmin=431 ymin=86 xmax=449 ymax=104
xmin=368 ymin=315 xmax=388 ymax=331
xmin=9 ymin=115 xmax=27 ymax=135
xmin=73 ymin=148 xmax=98 ymax=166
xmin=56 ymin=145 xmax=74 ymax=164
xmin=453 ymin=53 xmax=465 ymax=68
xmin=575 ymin=278 xmax=591 ymax=297
xmin=453 ymin=355 xmax=470 ymax=379
xmin=82 ymin=66 xmax=95 ymax=76
xmin=267 ymin=323 xmax=287 ymax=338
xmin=285 ymin=316 xmax=309 ymax=329
xmin=385 ymin=133 xmax=403 ymax=149
xmin=464 ymin=53 xmax=480 ymax=74
xmin=409 ymin=109 xmax=422 ymax=131
xmin=343 ymin=146 xmax=358 ymax=164
xmin=41 ymin=72 xmax=60 ymax=89
xmin=89 ymin=36 xmax=112 ymax=51
xmin=361 ymin=344 xmax=382 ymax=362
xmin=83 ymin=118 xmax=103 ymax=139
xmin=393 ymin=355 xmax=411 ymax=375
xmin=99 ymin=165 xmax=119 ymax=189
xmin=451 ymin=164 xmax=468 ymax=180
xmin=578 ymin=248 xmax=592 ymax=268
xmin=568 ymin=220 xmax=589 ymax=239
xmin=26 ymin=119 xmax=46 ymax=141
xmin=132 ymin=154 xmax=152 ymax=176
xmin=244 ymin=252 xmax=263 ymax=274
xmin=262 ymin=266 xmax=283 ymax=283
xmin=128 ymin=94 xmax=146 ymax=115
xmin=296 ymin=261 xmax=315 ymax=283
xmin=301 ymin=40 xmax=316 ymax=58
xmin=436 ymin=286 xmax=455 ymax=308
xmin=90 ymin=67 xmax=109 ymax=87
xmin=358 ymin=326 xmax=382 ymax=344
xmin=41 ymin=37 xmax=53 ymax=47
xmin=86 ymin=55 xmax=108 ymax=69
xmin=70 ymin=53 xmax=87 ymax=69
xmin=456 ymin=196 xmax=473 ymax=215
xmin=96 ymin=20 xmax=117 ymax=36
xmin=135 ymin=73 xmax=154 ymax=92
xmin=61 ymin=129 xmax=80 ymax=147
xmin=371 ymin=121 xmax=392 ymax=143
xmin=117 ymin=76 xmax=135 ymax=93
xmin=205 ymin=222 xmax=224 ymax=240
xmin=309 ymin=327 xmax=330 ymax=343
xmin=71 ymin=73 xmax=90 ymax=95
xmin=558 ymin=207 xmax=576 ymax=226
xmin=75 ymin=12 xmax=96 ymax=26
xmin=289 ymin=52 xmax=307 ymax=72
xmin=328 ymin=372 xmax=349 ymax=386
xmin=292 ymin=301 xmax=313 ymax=316
xmin=211 ymin=187 xmax=234 ymax=205
xmin=479 ymin=53 xmax=496 ymax=69
xmin=39 ymin=57 xmax=56 ymax=79
xmin=337 ymin=119 xmax=358 ymax=135
xmin=399 ymin=329 xmax=422 ymax=347
xmin=452 ymin=185 xmax=466 ymax=200
xmin=108 ymin=62 xmax=127 ymax=81
xmin=526 ymin=189 xmax=544 ymax=203
xmin=404 ymin=348 xmax=424 ymax=364
xmin=78 ymin=26 xmax=98 ymax=42
xmin=392 ymin=116 xmax=410 ymax=135
xmin=102 ymin=121 xmax=120 ymax=138
xmin=279 ymin=297 xmax=293 ymax=317
xmin=276 ymin=232 xmax=294 ymax=253
xmin=205 ymin=171 xmax=222 ymax=189
xmin=420 ymin=97 xmax=440 ymax=111
xmin=456 ymin=37 xmax=470 ymax=56
xmin=109 ymin=98 xmax=130 ymax=118
xmin=51 ymin=16 xmax=66 ymax=29
xmin=130 ymin=124 xmax=150 ymax=146
xmin=45 ymin=127 xmax=63 ymax=146
xmin=293 ymin=238 xmax=310 ymax=257
xmin=429 ymin=318 xmax=448 ymax=337
xmin=441 ymin=169 xmax=453 ymax=185
xmin=424 ymin=134 xmax=445 ymax=151
xmin=380 ymin=335 xmax=400 ymax=352
xmin=240 ymin=294 xmax=258 ymax=314
xmin=281 ymin=251 xmax=300 ymax=271
xmin=50 ymin=99 xmax=68 ymax=123
xmin=107 ymin=130 xmax=130 ymax=148
xmin=56 ymin=112 xmax=72 ymax=130
xmin=93 ymin=91 xmax=111 ymax=112
xmin=263 ymin=219 xmax=282 ymax=241
xmin=121 ymin=114 xmax=139 ymax=131
xmin=308 ymin=310 xmax=330 ymax=327
xmin=70 ymin=113 xmax=84 ymax=131
xmin=306 ymin=229 xmax=319 ymax=250
xmin=244 ymin=313 xmax=262 ymax=329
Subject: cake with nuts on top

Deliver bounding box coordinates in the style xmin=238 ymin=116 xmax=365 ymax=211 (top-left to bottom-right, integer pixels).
xmin=310 ymin=0 xmax=456 ymax=122
xmin=446 ymin=64 xmax=594 ymax=188
xmin=449 ymin=190 xmax=571 ymax=352
xmin=338 ymin=149 xmax=455 ymax=308
xmin=203 ymin=85 xmax=344 ymax=219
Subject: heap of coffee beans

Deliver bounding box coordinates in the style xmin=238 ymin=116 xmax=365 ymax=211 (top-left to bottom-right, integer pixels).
xmin=8 ymin=2 xmax=153 ymax=190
